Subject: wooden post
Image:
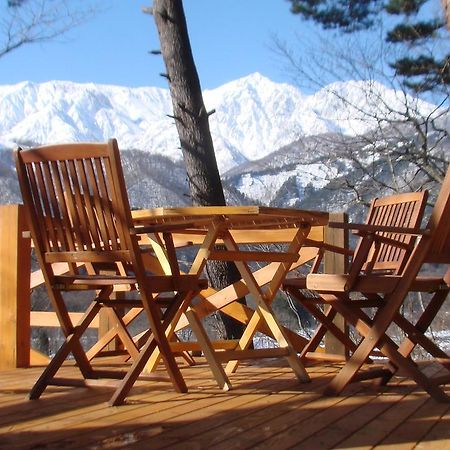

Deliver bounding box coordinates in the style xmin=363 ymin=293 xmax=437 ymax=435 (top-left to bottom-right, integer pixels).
xmin=0 ymin=205 xmax=31 ymax=368
xmin=323 ymin=212 xmax=349 ymax=356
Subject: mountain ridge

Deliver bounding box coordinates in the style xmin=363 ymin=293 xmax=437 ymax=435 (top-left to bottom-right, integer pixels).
xmin=0 ymin=73 xmax=439 ymax=174
xmin=1 ymin=73 xmax=447 ymax=213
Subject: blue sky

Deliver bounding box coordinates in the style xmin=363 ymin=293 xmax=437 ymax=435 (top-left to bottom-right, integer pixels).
xmin=0 ymin=0 xmax=311 ymax=90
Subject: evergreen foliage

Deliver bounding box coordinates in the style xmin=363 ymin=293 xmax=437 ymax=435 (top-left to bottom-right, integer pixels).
xmin=289 ymin=0 xmax=381 ymax=30
xmin=287 ymin=0 xmax=449 ymax=92
xmin=386 ymin=20 xmax=443 ymax=42
xmin=7 ymin=0 xmax=27 ymax=7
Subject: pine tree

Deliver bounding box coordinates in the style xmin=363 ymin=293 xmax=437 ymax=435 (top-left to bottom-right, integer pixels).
xmin=288 ymin=0 xmax=449 ymax=92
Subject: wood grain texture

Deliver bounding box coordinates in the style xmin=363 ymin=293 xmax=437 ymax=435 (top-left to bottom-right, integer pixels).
xmin=0 ymin=359 xmax=447 ymax=449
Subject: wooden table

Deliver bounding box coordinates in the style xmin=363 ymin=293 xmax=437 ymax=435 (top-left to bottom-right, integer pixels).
xmin=132 ymin=206 xmax=329 ymax=387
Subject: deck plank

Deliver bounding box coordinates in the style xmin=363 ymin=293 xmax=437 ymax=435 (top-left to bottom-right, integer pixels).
xmin=246 ymin=385 xmax=371 ymax=450
xmin=144 ymin=367 xmax=337 ymax=449
xmin=376 ymin=397 xmax=450 ymax=450
xmin=0 ymin=359 xmax=447 ymax=449
xmin=56 ymin=365 xmax=306 ymax=449
xmin=294 ymin=387 xmax=415 ymax=450
xmin=330 ymin=392 xmax=428 ymax=450
xmin=415 ymin=404 xmax=450 ymax=449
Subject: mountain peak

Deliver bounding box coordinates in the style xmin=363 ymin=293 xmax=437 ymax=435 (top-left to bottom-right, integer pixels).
xmin=211 ymin=72 xmax=295 ymax=94
xmin=0 ymin=76 xmax=439 ymax=172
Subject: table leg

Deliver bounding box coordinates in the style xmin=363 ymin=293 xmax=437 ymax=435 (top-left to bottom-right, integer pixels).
xmin=185 ymin=307 xmax=232 ymax=391
xmin=221 ymin=227 xmax=310 ymax=382
xmin=143 ymin=226 xmax=232 ymax=391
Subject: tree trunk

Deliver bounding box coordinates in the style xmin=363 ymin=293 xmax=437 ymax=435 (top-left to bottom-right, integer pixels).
xmin=443 ymin=0 xmax=450 ymax=29
xmin=152 ymin=0 xmax=245 ymax=338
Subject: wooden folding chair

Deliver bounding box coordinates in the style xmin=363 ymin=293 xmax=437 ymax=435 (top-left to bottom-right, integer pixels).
xmin=284 ymin=191 xmax=428 ymax=360
xmin=289 ymin=170 xmax=450 ymax=401
xmin=15 ymin=139 xmax=209 ymax=406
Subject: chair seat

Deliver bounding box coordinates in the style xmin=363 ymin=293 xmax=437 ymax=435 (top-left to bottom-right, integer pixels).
xmin=141 ymin=275 xmax=209 ymax=292
xmin=305 ymin=274 xmax=449 ymax=294
xmin=54 ymin=273 xmax=208 ymax=292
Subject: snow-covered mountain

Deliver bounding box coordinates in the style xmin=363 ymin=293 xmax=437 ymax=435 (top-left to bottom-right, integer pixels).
xmin=0 ymin=73 xmax=439 ymax=173
xmin=2 ymin=74 xmax=448 ymax=351
xmin=1 ymin=73 xmax=447 ymax=213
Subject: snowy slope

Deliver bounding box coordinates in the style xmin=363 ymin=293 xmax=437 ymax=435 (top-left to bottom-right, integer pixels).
xmin=0 ymin=73 xmax=440 ymax=173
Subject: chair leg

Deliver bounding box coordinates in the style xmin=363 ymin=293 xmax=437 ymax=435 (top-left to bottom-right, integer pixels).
xmin=300 ymin=302 xmax=358 ymax=358
xmin=285 ymin=286 xmax=357 ymax=360
xmin=104 ymin=308 xmax=140 ymax=360
xmin=395 ymin=315 xmax=450 ymax=362
xmin=86 ymin=307 xmax=143 ymax=361
xmin=141 ymin=294 xmax=194 ymax=374
xmin=286 ymin=287 xmax=339 ymax=356
xmin=324 ymin=296 xmax=450 ymax=402
xmin=144 ymin=297 xmax=188 ymax=394
xmin=108 ymin=335 xmax=160 ymax=406
xmin=379 ymin=289 xmax=450 ymax=385
xmin=108 ymin=294 xmax=190 ymax=406
xmin=322 ymin=295 xmax=392 ymax=395
xmin=301 ymin=306 xmax=338 ymax=357
xmin=396 ymin=289 xmax=449 ymax=361
xmin=30 ymin=333 xmax=82 ymax=399
xmin=377 ymin=340 xmax=450 ymax=402
xmin=30 ymin=302 xmax=101 ymax=399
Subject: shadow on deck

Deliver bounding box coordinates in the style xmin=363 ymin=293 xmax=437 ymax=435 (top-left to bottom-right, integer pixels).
xmin=0 ymin=358 xmax=448 ymax=449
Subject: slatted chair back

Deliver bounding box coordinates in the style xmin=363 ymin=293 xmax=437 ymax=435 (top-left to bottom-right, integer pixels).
xmin=359 ymin=191 xmax=428 ymax=274
xmin=15 ymin=140 xmax=137 ymax=275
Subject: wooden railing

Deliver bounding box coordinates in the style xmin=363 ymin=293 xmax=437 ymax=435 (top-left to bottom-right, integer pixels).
xmin=0 ymin=204 xmax=31 ymax=368
xmin=0 ymin=204 xmax=347 ymax=369
xmin=0 ymin=204 xmax=102 ymax=368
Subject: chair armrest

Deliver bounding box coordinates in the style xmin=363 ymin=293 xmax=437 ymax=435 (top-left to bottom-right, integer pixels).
xmin=304 ymin=239 xmax=354 ymax=256
xmin=366 ymin=233 xmax=412 ymax=251
xmin=328 ymin=222 xmax=430 ymax=236
xmin=321 ymin=242 xmax=354 ymax=256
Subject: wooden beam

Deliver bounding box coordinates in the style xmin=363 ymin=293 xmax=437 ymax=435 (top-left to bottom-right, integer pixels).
xmin=30 ymin=311 xmax=100 ymax=328
xmin=169 ymin=339 xmax=239 ymax=352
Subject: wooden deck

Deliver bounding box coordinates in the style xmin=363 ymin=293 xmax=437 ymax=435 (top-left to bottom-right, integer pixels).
xmin=0 ymin=358 xmax=449 ymax=449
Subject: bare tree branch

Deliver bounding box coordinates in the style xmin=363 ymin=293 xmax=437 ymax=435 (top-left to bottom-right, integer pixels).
xmin=0 ymin=0 xmax=100 ymax=59
xmin=272 ymin=31 xmax=449 ymax=205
